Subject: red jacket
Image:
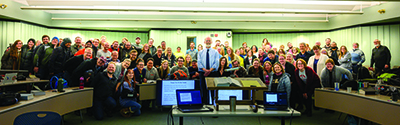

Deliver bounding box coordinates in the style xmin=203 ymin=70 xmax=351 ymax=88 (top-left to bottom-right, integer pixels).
xmin=294 ymin=66 xmax=321 ymax=96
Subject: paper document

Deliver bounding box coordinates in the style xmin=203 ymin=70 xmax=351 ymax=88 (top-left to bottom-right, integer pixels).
xmin=241 ymin=80 xmax=261 ymax=87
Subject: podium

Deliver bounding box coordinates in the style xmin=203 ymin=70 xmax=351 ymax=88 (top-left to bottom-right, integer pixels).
xmin=205 ymin=78 xmax=267 ymax=111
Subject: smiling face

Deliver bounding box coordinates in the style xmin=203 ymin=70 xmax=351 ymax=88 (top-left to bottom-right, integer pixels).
xmin=162 ymin=61 xmax=168 ymax=69
xmin=96 ymin=58 xmax=105 ymax=67
xmin=65 ymin=43 xmax=71 ymax=48
xmin=16 ymin=41 xmax=23 ymax=49
xmin=326 ymin=62 xmax=334 ymax=71
xmin=274 ymin=64 xmax=282 ymax=73
xmin=204 ymin=37 xmax=212 ymax=49
xmin=103 ymin=42 xmax=110 ymax=50
xmin=107 ymin=63 xmax=116 ymax=74
xmin=147 ymin=60 xmax=154 ymax=69
xmin=127 ymin=71 xmax=134 ymax=80
xmin=28 ymin=40 xmax=35 ymax=49
xmin=177 ymin=58 xmax=184 ymax=67
xmin=265 ymin=63 xmax=272 ymax=71
xmin=279 ymin=56 xmax=286 ymax=65
xmin=253 ymin=60 xmax=259 ymax=68
xmin=84 ymin=49 xmax=93 ymax=60
xmin=138 ymin=62 xmax=144 ymax=70
xmin=297 ymin=60 xmax=305 ymax=70
xmin=93 ymin=39 xmax=99 ymax=47
xmin=220 ymin=58 xmax=226 ymax=66
xmin=286 ymin=54 xmax=293 ymax=62
xmin=125 ymin=42 xmax=131 ymax=49
xmin=52 ymin=39 xmax=58 ymax=45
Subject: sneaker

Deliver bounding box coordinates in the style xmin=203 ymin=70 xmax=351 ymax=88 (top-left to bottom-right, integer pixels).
xmin=120 ymin=108 xmax=131 ymax=118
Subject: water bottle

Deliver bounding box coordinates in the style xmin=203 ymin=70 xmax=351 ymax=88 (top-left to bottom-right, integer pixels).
xmin=229 ymin=96 xmax=236 ymax=112
xmin=334 ymin=82 xmax=339 ymax=91
xmin=79 ymin=77 xmax=85 ymax=89
xmin=57 ymin=78 xmax=64 ymax=92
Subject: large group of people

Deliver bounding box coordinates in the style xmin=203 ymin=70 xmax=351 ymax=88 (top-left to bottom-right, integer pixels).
xmin=1 ymin=34 xmax=392 ymax=119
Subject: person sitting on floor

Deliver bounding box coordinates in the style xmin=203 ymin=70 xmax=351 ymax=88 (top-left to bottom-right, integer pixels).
xmin=116 ymin=69 xmax=142 ymax=117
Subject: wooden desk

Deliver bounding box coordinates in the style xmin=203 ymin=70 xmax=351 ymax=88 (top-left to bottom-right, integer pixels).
xmin=315 ymin=88 xmax=400 ymax=125
xmin=0 ymin=79 xmax=49 ymax=87
xmin=205 ymin=78 xmax=268 ymax=110
xmin=173 ymin=105 xmax=301 ymax=125
xmin=138 ymin=82 xmax=157 ymax=100
xmin=0 ymin=87 xmax=93 ymax=125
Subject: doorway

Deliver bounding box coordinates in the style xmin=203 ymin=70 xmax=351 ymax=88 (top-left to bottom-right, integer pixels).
xmin=187 ymin=36 xmax=196 ymax=50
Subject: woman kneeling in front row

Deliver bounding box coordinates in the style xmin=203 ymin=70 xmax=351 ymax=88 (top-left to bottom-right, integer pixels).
xmin=116 ymin=69 xmax=142 ymax=117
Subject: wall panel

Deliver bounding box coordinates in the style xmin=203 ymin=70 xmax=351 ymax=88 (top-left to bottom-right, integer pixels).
xmin=234 ymin=24 xmax=400 ymax=66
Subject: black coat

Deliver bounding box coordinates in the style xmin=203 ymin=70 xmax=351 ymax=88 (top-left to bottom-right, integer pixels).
xmin=72 ymin=57 xmax=106 ymax=87
xmin=93 ymin=71 xmax=118 ymax=101
xmin=244 ymin=55 xmax=257 ymax=69
xmin=371 ymin=45 xmax=391 ymax=69
xmin=119 ymin=47 xmax=134 ymax=61
xmin=284 ymin=62 xmax=296 ymax=83
xmin=152 ymin=54 xmax=163 ymax=68
xmin=64 ymin=55 xmax=84 ymax=74
xmin=21 ymin=45 xmax=35 ymax=75
xmin=49 ymin=43 xmax=73 ymax=74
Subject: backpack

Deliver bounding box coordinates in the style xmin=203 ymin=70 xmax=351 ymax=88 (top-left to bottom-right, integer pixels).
xmin=171 ymin=70 xmax=188 ymax=80
xmin=378 ymin=73 xmax=397 ymax=82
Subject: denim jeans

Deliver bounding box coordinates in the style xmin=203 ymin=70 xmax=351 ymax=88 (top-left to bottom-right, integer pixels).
xmin=120 ymin=99 xmax=141 ymax=116
xmin=93 ymin=96 xmax=116 ymax=120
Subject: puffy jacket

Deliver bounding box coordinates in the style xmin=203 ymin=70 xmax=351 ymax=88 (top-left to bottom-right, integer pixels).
xmin=1 ymin=50 xmax=22 ymax=70
xmin=49 ymin=41 xmax=73 ymax=74
xmin=268 ymin=73 xmax=291 ymax=107
xmin=21 ymin=45 xmax=35 ymax=73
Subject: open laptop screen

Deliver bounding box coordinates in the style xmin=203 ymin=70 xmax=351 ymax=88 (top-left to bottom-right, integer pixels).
xmin=263 ymin=91 xmax=288 ymax=106
xmin=176 ymin=90 xmax=202 ymax=105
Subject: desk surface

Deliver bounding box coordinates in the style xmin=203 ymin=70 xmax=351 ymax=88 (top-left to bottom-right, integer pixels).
xmin=315 ymin=88 xmax=400 ymax=125
xmin=0 ymin=70 xmax=28 ymax=73
xmin=173 ymin=105 xmax=301 ymax=117
xmin=0 ymin=79 xmax=49 ymax=87
xmin=206 ymin=78 xmax=267 ymax=90
xmin=0 ymin=87 xmax=93 ymax=125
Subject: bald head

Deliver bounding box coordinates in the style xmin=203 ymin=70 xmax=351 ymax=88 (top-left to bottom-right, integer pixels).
xmin=204 ymin=37 xmax=212 ymax=49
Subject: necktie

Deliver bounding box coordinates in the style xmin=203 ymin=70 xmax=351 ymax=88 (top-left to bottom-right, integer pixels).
xmin=206 ymin=49 xmax=210 ymax=69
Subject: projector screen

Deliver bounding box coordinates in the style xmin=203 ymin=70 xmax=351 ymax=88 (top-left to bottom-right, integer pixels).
xmin=156 ymin=80 xmax=196 ymax=106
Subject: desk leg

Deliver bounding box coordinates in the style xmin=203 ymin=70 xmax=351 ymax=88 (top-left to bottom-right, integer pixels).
xmin=281 ymin=117 xmax=285 ymax=125
xmin=179 ymin=117 xmax=183 ymax=125
xmin=214 ymin=90 xmax=219 ymax=111
xmin=80 ymin=109 xmax=83 ymax=123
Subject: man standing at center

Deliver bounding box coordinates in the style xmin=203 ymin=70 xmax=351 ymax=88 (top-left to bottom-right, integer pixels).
xmin=133 ymin=37 xmax=143 ymax=54
xmin=198 ymin=37 xmax=220 ymax=104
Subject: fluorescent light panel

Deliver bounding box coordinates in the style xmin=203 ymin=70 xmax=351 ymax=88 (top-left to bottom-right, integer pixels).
xmin=21 ymin=6 xmax=363 ymax=14
xmin=51 ymin=18 xmax=329 ymax=23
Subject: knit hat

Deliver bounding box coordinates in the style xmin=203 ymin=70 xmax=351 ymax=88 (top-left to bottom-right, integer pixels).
xmin=52 ymin=36 xmax=59 ymax=42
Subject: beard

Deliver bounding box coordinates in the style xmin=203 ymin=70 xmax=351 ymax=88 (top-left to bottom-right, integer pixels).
xmin=375 ymin=44 xmax=380 ymax=47
xmin=107 ymin=71 xmax=114 ymax=75
xmin=206 ymin=44 xmax=211 ymax=48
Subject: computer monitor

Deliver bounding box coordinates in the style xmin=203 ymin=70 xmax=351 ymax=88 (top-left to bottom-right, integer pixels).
xmin=156 ymin=80 xmax=197 ymax=106
xmin=263 ymin=91 xmax=288 ymax=110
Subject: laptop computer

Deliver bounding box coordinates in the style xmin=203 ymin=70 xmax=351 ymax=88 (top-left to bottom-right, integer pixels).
xmin=176 ymin=89 xmax=213 ymax=113
xmin=263 ymin=91 xmax=289 ymax=111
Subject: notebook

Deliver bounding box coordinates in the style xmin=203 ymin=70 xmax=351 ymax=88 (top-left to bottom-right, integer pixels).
xmin=263 ymin=91 xmax=288 ymax=111
xmin=176 ymin=89 xmax=213 ymax=113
